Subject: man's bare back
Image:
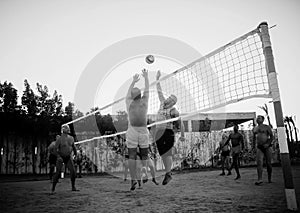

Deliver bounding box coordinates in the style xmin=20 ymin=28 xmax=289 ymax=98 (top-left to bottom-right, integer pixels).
xmin=128 ymin=99 xmax=147 ymax=127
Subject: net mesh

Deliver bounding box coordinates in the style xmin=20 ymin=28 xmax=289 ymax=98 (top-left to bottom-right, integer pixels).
xmin=71 ymin=27 xmax=269 ymax=143
xmin=67 ymin=26 xmax=270 ymax=173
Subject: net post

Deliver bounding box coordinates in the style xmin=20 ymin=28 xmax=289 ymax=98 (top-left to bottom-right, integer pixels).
xmin=258 ymin=22 xmax=298 ymax=211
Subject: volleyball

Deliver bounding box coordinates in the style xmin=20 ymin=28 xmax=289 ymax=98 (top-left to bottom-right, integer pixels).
xmin=145 ymin=55 xmax=155 ymax=64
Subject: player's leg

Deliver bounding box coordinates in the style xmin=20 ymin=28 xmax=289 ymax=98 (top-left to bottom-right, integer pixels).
xmin=123 ymin=158 xmax=129 ymax=181
xmin=128 ymin=147 xmax=138 ymax=190
xmin=51 ymin=157 xmax=63 ymax=193
xmin=255 ymin=148 xmax=264 ymax=185
xmin=126 ymin=127 xmax=139 ymax=190
xmin=148 ymin=158 xmax=159 ymax=185
xmin=265 ymin=147 xmax=273 ymax=183
xmin=49 ymin=154 xmax=56 ymax=181
xmin=155 ymin=129 xmax=174 ymax=185
xmin=220 ymin=154 xmax=225 ymax=175
xmin=66 ymin=157 xmax=78 ymax=191
xmin=136 ymin=156 xmax=143 ymax=188
xmin=234 ymin=153 xmax=241 ymax=180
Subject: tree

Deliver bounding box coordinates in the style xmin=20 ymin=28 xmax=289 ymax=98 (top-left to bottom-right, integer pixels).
xmin=258 ymin=103 xmax=272 ymax=128
xmin=21 ymin=80 xmax=38 ymax=116
xmin=65 ymin=102 xmax=75 ymax=118
xmin=0 ymin=81 xmax=18 ymax=113
xmin=96 ymin=113 xmax=116 ymax=135
xmin=113 ymin=110 xmax=128 ymax=132
xmin=289 ymin=116 xmax=298 ymax=142
xmin=52 ymin=90 xmax=63 ymax=116
xmin=284 ymin=116 xmax=294 ymax=142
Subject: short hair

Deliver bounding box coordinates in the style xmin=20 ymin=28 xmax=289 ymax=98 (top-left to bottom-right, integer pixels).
xmin=61 ymin=125 xmax=70 ymax=133
xmin=131 ymin=87 xmax=141 ymax=100
xmin=257 ymin=115 xmax=265 ymax=121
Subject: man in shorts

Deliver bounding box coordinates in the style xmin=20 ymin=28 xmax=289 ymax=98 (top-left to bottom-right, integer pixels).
xmin=155 ymin=70 xmax=185 ymax=185
xmin=225 ymin=124 xmax=244 ymax=180
xmin=51 ymin=125 xmax=78 ymax=194
xmin=218 ymin=134 xmax=231 ymax=176
xmin=253 ymin=115 xmax=273 ymax=185
xmin=125 ymin=69 xmax=150 ymax=191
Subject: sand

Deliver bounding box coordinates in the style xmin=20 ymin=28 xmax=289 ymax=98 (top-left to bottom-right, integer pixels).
xmin=1 ymin=166 xmax=299 ymax=213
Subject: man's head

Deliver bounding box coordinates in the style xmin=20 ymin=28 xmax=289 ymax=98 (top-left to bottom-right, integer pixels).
xmin=131 ymin=87 xmax=141 ymax=100
xmin=61 ymin=125 xmax=70 ymax=134
xmin=256 ymin=115 xmax=265 ymax=124
xmin=164 ymin=94 xmax=177 ymax=109
xmin=56 ymin=135 xmax=60 ymax=140
xmin=233 ymin=124 xmax=239 ymax=133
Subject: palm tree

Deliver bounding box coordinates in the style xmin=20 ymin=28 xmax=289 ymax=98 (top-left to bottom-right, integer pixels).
xmin=284 ymin=116 xmax=294 ymax=142
xmin=258 ymin=103 xmax=272 ymax=128
xmin=289 ymin=116 xmax=298 ymax=142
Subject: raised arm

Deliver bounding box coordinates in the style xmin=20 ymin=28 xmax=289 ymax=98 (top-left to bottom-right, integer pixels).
xmin=126 ymin=74 xmax=140 ymax=100
xmin=156 ymin=71 xmax=165 ymax=103
xmin=141 ymin=69 xmax=149 ymax=101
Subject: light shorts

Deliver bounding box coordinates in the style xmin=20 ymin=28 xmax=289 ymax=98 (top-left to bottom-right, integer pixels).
xmin=126 ymin=125 xmax=150 ymax=149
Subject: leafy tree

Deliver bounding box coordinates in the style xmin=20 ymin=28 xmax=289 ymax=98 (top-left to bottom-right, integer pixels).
xmin=21 ymin=80 xmax=38 ymax=116
xmin=113 ymin=110 xmax=128 ymax=132
xmin=52 ymin=90 xmax=63 ymax=116
xmin=0 ymin=81 xmax=18 ymax=113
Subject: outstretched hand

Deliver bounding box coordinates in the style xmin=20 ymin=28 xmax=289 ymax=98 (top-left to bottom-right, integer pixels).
xmin=141 ymin=69 xmax=148 ymax=78
xmin=133 ymin=74 xmax=140 ymax=83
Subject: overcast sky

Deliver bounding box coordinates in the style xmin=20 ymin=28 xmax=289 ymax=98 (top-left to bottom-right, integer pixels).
xmin=1 ymin=0 xmax=300 ymax=129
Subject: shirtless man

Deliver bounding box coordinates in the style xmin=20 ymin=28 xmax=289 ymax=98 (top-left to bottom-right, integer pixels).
xmin=125 ymin=69 xmax=150 ymax=191
xmin=253 ymin=115 xmax=273 ymax=185
xmin=48 ymin=135 xmax=60 ymax=182
xmin=225 ymin=124 xmax=244 ymax=180
xmin=51 ymin=125 xmax=78 ymax=194
xmin=218 ymin=134 xmax=231 ymax=176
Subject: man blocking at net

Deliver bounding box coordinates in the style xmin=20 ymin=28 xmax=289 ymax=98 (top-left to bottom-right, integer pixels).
xmin=51 ymin=125 xmax=78 ymax=194
xmin=155 ymin=70 xmax=185 ymax=185
xmin=253 ymin=115 xmax=274 ymax=185
xmin=125 ymin=69 xmax=150 ymax=191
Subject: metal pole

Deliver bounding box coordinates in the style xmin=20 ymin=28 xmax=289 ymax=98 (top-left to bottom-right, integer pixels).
xmin=259 ymin=22 xmax=298 ymax=211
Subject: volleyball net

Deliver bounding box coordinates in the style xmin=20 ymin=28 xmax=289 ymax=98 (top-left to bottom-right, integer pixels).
xmin=66 ymin=24 xmax=271 ymax=173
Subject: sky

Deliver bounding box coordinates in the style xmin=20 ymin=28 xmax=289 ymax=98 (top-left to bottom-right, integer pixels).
xmin=0 ymin=0 xmax=300 ymax=130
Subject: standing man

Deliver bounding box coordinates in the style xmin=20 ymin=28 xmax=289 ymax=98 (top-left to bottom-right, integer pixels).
xmin=51 ymin=125 xmax=78 ymax=194
xmin=75 ymin=148 xmax=83 ymax=178
xmin=253 ymin=115 xmax=274 ymax=185
xmin=225 ymin=124 xmax=244 ymax=180
xmin=218 ymin=134 xmax=231 ymax=176
xmin=48 ymin=135 xmax=60 ymax=182
xmin=155 ymin=70 xmax=185 ymax=185
xmin=125 ymin=69 xmax=150 ymax=191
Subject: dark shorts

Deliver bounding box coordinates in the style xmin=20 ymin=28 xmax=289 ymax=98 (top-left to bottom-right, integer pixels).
xmin=60 ymin=156 xmax=72 ymax=165
xmin=49 ymin=154 xmax=57 ymax=165
xmin=155 ymin=129 xmax=175 ymax=157
xmin=221 ymin=150 xmax=230 ymax=157
xmin=124 ymin=155 xmax=129 ymax=159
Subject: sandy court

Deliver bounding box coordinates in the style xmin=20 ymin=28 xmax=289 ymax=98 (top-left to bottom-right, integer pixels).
xmin=0 ymin=166 xmax=299 ymax=213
